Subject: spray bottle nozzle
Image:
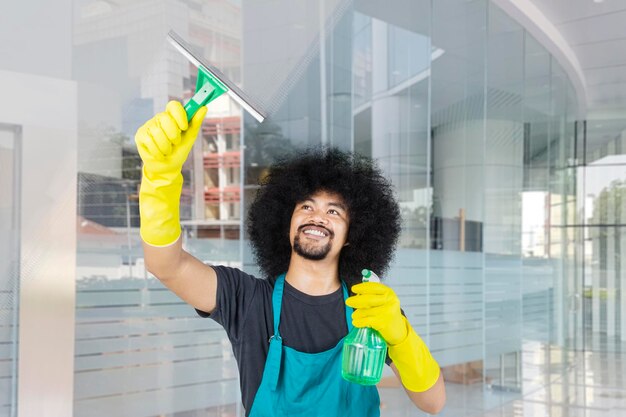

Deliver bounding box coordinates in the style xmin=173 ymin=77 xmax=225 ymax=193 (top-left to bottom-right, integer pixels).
xmin=361 ymin=269 xmax=380 ymax=283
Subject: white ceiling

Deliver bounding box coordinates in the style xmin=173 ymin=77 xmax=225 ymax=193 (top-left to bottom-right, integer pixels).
xmin=530 ymin=0 xmax=626 ymax=112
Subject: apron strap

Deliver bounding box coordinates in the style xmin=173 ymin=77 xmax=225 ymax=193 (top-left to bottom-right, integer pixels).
xmin=266 ymin=334 xmax=283 ymax=391
xmin=272 ymin=274 xmax=286 ymax=337
xmin=342 ymin=280 xmax=353 ymax=332
xmin=266 ymin=274 xmax=286 ymax=391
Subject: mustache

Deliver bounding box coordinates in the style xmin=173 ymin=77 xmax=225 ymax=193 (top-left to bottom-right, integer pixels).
xmin=297 ymin=223 xmax=333 ymax=237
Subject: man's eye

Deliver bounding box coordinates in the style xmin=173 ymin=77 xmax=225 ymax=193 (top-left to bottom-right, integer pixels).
xmin=302 ymin=205 xmax=312 ymax=210
xmin=328 ymin=209 xmax=339 ymax=215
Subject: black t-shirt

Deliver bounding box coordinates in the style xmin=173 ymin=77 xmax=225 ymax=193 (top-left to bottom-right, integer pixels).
xmin=196 ymin=266 xmax=391 ymax=415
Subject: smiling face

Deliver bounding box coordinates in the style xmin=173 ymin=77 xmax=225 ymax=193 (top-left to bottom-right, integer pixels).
xmin=289 ymin=190 xmax=350 ymax=262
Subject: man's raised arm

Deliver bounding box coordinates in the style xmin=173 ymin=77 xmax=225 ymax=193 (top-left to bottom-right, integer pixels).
xmin=135 ymin=101 xmax=217 ymax=314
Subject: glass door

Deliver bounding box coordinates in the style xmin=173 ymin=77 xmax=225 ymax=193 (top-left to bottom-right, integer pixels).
xmin=582 ymin=162 xmax=626 ymax=352
xmin=0 ymin=124 xmax=21 ymax=417
xmin=579 ymin=115 xmax=626 ymax=353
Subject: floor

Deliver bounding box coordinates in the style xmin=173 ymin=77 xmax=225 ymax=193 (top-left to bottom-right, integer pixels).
xmin=379 ymin=337 xmax=626 ymax=417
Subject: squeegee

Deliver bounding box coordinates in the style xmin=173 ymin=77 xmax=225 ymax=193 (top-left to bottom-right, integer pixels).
xmin=166 ymin=30 xmax=267 ymax=123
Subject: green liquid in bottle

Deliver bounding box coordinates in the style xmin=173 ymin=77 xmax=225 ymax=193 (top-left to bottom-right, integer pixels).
xmin=341 ymin=269 xmax=388 ymax=385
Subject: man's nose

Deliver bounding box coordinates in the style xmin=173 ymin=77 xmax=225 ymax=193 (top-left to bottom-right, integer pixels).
xmin=308 ymin=210 xmax=329 ymax=224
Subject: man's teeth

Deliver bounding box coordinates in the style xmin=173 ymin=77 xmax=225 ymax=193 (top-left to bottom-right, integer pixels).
xmin=304 ymin=229 xmax=326 ymax=237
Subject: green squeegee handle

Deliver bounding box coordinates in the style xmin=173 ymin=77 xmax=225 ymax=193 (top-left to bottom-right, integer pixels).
xmin=183 ymin=67 xmax=229 ymax=122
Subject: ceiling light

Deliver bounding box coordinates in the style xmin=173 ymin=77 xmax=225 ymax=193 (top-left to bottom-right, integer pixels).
xmin=593 ymin=0 xmax=604 ymax=3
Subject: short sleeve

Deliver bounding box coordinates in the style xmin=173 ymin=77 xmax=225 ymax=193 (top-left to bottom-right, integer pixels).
xmin=195 ymin=266 xmax=260 ymax=343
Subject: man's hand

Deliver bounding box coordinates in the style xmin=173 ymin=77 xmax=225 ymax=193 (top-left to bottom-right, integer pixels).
xmin=346 ymin=280 xmax=441 ymax=394
xmin=346 ymin=282 xmax=408 ymax=345
xmin=136 ymin=101 xmax=207 ymax=179
xmin=135 ymin=101 xmax=207 ymax=247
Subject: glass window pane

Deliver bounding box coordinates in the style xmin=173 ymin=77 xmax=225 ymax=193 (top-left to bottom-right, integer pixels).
xmin=484 ymin=3 xmax=524 ymax=391
xmin=583 ymin=166 xmax=626 ymax=348
xmin=431 ymin=0 xmax=487 ymax=377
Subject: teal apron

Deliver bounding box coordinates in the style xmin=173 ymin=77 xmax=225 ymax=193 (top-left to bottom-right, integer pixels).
xmin=249 ymin=274 xmax=380 ymax=417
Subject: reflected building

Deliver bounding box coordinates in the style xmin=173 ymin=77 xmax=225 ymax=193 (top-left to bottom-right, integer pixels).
xmin=73 ymin=0 xmax=245 ymax=237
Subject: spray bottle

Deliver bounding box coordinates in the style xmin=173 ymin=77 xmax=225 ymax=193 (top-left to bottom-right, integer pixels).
xmin=341 ymin=269 xmax=388 ymax=385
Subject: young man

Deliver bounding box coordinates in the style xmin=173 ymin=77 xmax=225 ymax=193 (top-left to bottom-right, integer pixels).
xmin=135 ymin=101 xmax=445 ymax=416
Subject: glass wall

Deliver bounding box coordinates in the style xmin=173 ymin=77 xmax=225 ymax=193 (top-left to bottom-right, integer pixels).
xmin=1 ymin=0 xmax=584 ymax=416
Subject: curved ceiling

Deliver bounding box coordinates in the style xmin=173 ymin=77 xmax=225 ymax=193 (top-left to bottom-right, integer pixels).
xmin=495 ymin=0 xmax=626 ymax=152
xmin=530 ymin=0 xmax=626 ymax=114
xmin=492 ymin=0 xmax=588 ymax=117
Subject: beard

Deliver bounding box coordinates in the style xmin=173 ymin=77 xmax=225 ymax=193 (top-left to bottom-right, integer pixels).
xmin=293 ymin=228 xmax=333 ymax=260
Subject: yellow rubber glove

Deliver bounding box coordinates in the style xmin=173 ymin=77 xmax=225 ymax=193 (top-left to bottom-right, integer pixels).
xmin=346 ymin=282 xmax=441 ymax=392
xmin=135 ymin=101 xmax=207 ymax=246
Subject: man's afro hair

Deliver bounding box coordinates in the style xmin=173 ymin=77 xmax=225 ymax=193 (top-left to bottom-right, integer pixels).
xmin=247 ymin=147 xmax=401 ymax=289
